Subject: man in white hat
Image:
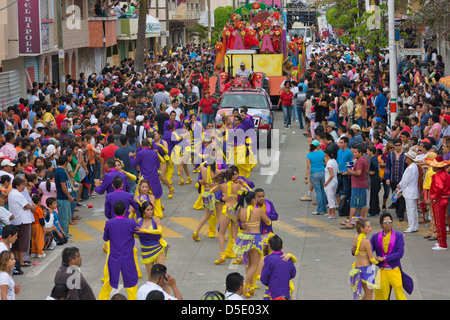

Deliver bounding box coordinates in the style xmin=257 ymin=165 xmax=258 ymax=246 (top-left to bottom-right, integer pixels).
xmin=235 ymin=62 xmax=253 ymax=79
xmin=395 ymin=150 xmax=419 ymax=232
xmin=0 ymin=159 xmax=15 ymax=181
xmin=350 ymin=124 xmax=363 ymax=144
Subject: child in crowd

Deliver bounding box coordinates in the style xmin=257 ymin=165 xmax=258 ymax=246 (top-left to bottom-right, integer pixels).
xmin=45 ymin=197 xmax=68 ymax=246
xmin=30 ymin=194 xmax=46 ymax=258
xmin=0 ymin=176 xmax=11 ymax=209
xmin=38 ymin=171 xmax=57 ymax=209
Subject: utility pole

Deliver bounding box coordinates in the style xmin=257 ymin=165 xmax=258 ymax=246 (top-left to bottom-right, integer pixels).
xmin=208 ymin=0 xmax=211 ymax=46
xmin=55 ymin=0 xmax=65 ymax=96
xmin=388 ymin=0 xmax=397 ymax=125
xmin=165 ymin=0 xmax=171 ymax=53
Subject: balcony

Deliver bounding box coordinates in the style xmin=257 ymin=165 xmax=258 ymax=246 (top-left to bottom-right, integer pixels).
xmin=88 ymin=17 xmax=117 ymax=48
xmin=116 ymin=15 xmax=161 ymax=40
xmin=170 ymin=2 xmax=200 ymax=21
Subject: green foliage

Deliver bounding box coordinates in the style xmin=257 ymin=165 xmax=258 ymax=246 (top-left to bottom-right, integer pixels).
xmin=326 ymin=2 xmax=388 ymax=56
xmin=211 ymin=6 xmax=235 ymax=44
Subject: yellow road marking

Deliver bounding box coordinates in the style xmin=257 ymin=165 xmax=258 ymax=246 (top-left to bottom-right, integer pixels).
xmin=83 ymin=220 xmax=184 ymax=238
xmin=272 ymin=220 xmax=320 ymax=238
xmin=166 ymin=217 xmax=210 ymax=236
xmin=68 ymin=225 xmax=96 ymax=242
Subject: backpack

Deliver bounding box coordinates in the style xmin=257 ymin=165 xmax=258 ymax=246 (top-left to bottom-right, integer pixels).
xmin=338 ymin=194 xmax=351 ymax=217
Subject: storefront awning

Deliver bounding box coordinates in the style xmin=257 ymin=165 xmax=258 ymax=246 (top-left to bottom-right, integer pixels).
xmin=146 ymin=15 xmax=160 ymax=38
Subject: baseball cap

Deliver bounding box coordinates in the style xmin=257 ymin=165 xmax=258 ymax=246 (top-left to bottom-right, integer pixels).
xmin=73 ymin=124 xmax=82 ymax=131
xmin=312 ymin=140 xmax=321 ymax=147
xmin=351 ymin=124 xmax=361 ymax=131
xmin=136 ymin=115 xmax=145 ymax=122
xmin=29 ymin=132 xmax=41 ymax=140
xmin=120 ymin=112 xmax=127 ymax=118
xmin=444 ymin=115 xmax=450 ymax=123
xmin=1 ymin=159 xmax=15 ymax=167
xmin=240 ymin=62 xmax=245 ymax=66
xmin=327 ymin=121 xmax=336 ymax=128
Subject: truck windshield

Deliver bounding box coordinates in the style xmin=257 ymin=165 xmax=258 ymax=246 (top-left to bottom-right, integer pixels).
xmin=220 ymin=94 xmax=269 ymax=109
xmin=290 ymin=28 xmax=306 ymax=38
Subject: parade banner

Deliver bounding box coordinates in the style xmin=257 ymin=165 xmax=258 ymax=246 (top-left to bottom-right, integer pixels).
xmin=18 ymin=0 xmax=42 ymax=55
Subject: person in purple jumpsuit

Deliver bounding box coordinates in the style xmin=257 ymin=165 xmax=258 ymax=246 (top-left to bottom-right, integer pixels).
xmin=95 ymin=157 xmax=130 ymax=195
xmin=104 ymin=176 xmax=140 ymax=219
xmin=98 ymin=201 xmax=139 ymax=300
xmin=129 ymin=138 xmax=164 ymax=218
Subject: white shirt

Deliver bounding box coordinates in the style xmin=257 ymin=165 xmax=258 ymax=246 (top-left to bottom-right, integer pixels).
xmin=165 ymin=107 xmax=183 ymax=122
xmin=8 ymin=189 xmax=34 ymax=225
xmin=0 ymin=207 xmax=12 ymax=226
xmin=225 ymin=291 xmax=244 ymax=300
xmin=236 ymin=68 xmax=253 ymax=78
xmin=0 ymin=271 xmax=15 ymax=300
xmin=325 ymin=159 xmax=338 ymax=185
xmin=136 ymin=281 xmax=177 ymax=300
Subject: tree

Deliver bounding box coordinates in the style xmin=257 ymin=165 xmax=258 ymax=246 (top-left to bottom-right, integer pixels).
xmin=211 ymin=6 xmax=235 ymax=45
xmin=135 ymin=0 xmax=148 ymax=74
xmin=401 ymin=0 xmax=450 ymax=42
xmin=187 ymin=23 xmax=208 ymax=44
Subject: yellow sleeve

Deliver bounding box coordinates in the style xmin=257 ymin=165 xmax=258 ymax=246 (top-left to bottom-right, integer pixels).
xmin=123 ymin=171 xmax=137 ymax=181
xmin=137 ymin=226 xmax=163 ymax=235
xmin=286 ymin=253 xmax=298 ymax=263
xmin=156 ymin=143 xmax=169 ymax=154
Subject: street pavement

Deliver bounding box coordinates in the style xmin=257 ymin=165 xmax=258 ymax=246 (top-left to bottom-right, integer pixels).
xmin=16 ymin=110 xmax=450 ymax=300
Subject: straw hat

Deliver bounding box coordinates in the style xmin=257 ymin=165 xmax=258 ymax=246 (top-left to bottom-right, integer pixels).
xmin=425 ymin=156 xmax=450 ymax=168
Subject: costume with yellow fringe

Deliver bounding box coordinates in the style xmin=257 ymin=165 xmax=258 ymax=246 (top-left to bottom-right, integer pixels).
xmin=232 ymin=205 xmax=266 ymax=265
xmin=349 ymin=233 xmax=379 ymax=300
xmin=135 ymin=216 xmax=169 ymax=264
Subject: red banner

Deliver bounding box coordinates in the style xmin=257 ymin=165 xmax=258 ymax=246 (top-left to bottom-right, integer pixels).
xmin=18 ymin=0 xmax=41 ymax=55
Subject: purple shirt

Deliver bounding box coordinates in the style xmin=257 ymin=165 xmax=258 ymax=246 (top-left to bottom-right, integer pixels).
xmin=104 ymin=189 xmax=139 ymax=219
xmin=260 ymin=251 xmax=296 ymax=299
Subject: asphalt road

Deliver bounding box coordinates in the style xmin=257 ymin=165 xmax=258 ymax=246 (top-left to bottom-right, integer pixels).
xmin=16 ymin=110 xmax=450 ymax=300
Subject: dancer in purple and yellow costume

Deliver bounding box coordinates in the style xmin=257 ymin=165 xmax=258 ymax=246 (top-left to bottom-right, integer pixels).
xmin=370 ymin=212 xmax=414 ymax=300
xmin=99 ymin=201 xmax=139 ymax=300
xmin=151 ymin=130 xmax=175 ymax=199
xmin=135 ymin=200 xmax=168 ymax=282
xmin=210 ymin=168 xmax=252 ymax=265
xmin=232 ymin=190 xmax=272 ymax=298
xmin=162 ymin=122 xmax=178 ymax=186
xmin=129 ymin=138 xmax=164 ymax=218
xmin=192 ymin=156 xmax=224 ymax=242
xmin=349 ymin=219 xmax=379 ymax=300
xmin=172 ymin=121 xmax=192 ymax=186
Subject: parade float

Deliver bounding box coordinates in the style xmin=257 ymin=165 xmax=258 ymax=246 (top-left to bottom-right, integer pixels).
xmin=211 ymin=1 xmax=306 ymax=102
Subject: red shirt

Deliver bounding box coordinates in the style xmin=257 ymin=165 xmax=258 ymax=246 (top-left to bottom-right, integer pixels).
xmin=199 ymin=97 xmax=217 ymax=114
xmin=100 ymin=144 xmax=119 ymax=170
xmin=280 ymin=91 xmax=293 ymax=107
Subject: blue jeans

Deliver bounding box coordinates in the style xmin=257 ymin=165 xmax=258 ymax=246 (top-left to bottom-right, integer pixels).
xmin=291 ymin=101 xmax=297 ymax=122
xmin=311 ymin=170 xmax=327 ymax=213
xmin=282 ymin=105 xmax=292 ymax=126
xmin=57 ymin=199 xmax=71 ymax=236
xmin=296 ymin=105 xmax=304 ymax=129
xmin=201 ymin=112 xmax=214 ymax=128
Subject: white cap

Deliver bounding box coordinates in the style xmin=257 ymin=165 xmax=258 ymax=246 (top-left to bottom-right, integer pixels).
xmin=1 ymin=159 xmax=15 ymax=167
xmin=136 ymin=115 xmax=145 ymax=122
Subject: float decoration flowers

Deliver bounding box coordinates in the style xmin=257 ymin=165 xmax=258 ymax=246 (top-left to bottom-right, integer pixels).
xmin=251 ymin=2 xmax=260 ymax=10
